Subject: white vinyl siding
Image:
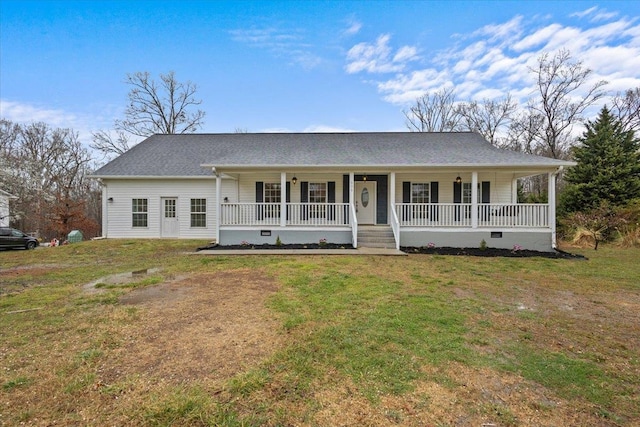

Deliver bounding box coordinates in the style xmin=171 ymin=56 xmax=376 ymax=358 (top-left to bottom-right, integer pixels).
xmin=394 ymin=173 xmax=514 ymax=204
xmin=103 ymin=178 xmax=232 ymax=239
xmin=238 ymin=173 xmax=345 ymax=204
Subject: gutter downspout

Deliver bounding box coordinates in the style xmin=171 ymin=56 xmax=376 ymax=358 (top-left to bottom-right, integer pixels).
xmin=549 ymin=166 xmax=564 ymax=250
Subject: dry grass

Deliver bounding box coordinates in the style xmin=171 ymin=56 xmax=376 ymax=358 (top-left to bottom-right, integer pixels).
xmin=1 ymin=240 xmax=639 ymax=426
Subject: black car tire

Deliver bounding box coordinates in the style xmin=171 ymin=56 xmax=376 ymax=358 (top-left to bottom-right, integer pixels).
xmin=26 ymin=241 xmax=36 ymax=250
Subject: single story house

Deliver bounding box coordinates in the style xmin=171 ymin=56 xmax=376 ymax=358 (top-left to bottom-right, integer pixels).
xmin=92 ymin=132 xmax=575 ymax=252
xmin=0 ymin=189 xmax=17 ymax=227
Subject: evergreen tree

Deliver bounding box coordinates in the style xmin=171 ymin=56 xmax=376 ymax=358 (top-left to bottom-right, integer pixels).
xmin=560 ymin=106 xmax=640 ymax=214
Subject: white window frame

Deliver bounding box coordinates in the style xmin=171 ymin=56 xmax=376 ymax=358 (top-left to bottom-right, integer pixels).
xmin=190 ymin=198 xmax=207 ymax=228
xmin=462 ymin=182 xmax=484 ymax=203
xmin=411 ymin=183 xmax=430 ymax=204
xmin=309 ymin=182 xmax=327 ymax=218
xmin=132 ymin=198 xmax=148 ymax=228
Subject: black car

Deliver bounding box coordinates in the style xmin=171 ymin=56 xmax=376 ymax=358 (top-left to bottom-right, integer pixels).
xmin=0 ymin=227 xmax=39 ymax=250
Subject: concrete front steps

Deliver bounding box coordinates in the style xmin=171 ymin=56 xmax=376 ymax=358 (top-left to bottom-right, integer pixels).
xmin=357 ymin=225 xmax=397 ymax=249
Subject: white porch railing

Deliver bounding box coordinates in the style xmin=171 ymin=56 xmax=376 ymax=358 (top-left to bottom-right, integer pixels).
xmin=221 ymin=202 xmax=549 ymax=229
xmin=220 ymin=203 xmax=350 ymax=227
xmin=350 ymin=203 xmax=358 ymax=248
xmin=390 ymin=203 xmax=400 ymax=250
xmin=479 ymin=204 xmax=549 ymax=227
xmin=395 ymin=203 xmax=549 ymax=228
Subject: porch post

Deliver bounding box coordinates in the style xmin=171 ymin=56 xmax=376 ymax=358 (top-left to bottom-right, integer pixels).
xmin=215 ymin=172 xmax=221 ymax=244
xmin=390 ymin=172 xmax=396 ymax=216
xmin=100 ymin=181 xmax=108 ymax=238
xmin=280 ymin=172 xmax=287 ymax=227
xmin=349 ymin=172 xmax=354 ymax=207
xmin=512 ymin=177 xmax=518 ymax=203
xmin=471 ymin=171 xmax=478 ymax=228
xmin=548 ymin=171 xmax=557 ymax=248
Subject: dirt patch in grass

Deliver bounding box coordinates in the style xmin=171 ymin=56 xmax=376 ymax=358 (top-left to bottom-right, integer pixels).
xmin=0 ymin=264 xmax=70 ymax=295
xmin=311 ymin=364 xmax=601 ymax=427
xmin=101 ymin=269 xmax=282 ymax=386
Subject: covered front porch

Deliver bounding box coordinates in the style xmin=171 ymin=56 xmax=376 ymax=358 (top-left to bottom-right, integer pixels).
xmin=214 ymin=170 xmax=560 ymax=251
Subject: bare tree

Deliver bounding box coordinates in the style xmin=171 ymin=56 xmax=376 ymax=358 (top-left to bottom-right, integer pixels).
xmin=120 ymin=71 xmax=205 ymax=136
xmin=91 ymin=71 xmax=205 ymax=159
xmin=610 ymin=87 xmax=640 ymax=134
xmin=457 ymin=94 xmax=518 ymax=147
xmin=90 ymin=130 xmax=132 ymax=159
xmin=404 ymin=87 xmax=464 ymax=132
xmin=0 ymin=120 xmax=98 ymax=238
xmin=528 ymin=49 xmax=607 ymax=159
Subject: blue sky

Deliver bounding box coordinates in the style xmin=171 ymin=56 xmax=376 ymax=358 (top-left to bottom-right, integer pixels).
xmin=1 ymin=0 xmax=639 ymax=145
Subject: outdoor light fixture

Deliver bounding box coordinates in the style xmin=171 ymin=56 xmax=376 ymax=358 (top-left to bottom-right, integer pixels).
xmin=108 ymin=197 xmax=114 ymax=202
xmin=292 ymin=176 xmax=297 ymax=185
xmin=363 ymin=174 xmax=367 ymax=182
xmin=223 ymin=197 xmax=229 ymax=203
xmin=455 ymin=176 xmax=462 ymax=184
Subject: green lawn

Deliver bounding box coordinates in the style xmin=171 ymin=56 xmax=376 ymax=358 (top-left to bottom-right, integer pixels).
xmin=1 ymin=240 xmax=638 ymax=426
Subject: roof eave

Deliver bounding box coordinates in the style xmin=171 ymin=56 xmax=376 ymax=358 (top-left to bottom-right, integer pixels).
xmin=90 ymin=175 xmax=215 ymax=180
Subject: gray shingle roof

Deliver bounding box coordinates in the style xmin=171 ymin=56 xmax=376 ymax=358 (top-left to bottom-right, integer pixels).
xmin=92 ymin=132 xmax=574 ymax=177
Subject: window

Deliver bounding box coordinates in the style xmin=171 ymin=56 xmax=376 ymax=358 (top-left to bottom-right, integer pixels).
xmin=264 ymin=183 xmax=281 ymax=218
xmin=309 ymin=182 xmax=327 ymax=217
xmin=462 ymin=183 xmax=485 ymax=203
xmin=462 ymin=183 xmax=472 ymax=204
xmin=309 ymin=183 xmax=326 ymax=203
xmin=411 ymin=183 xmax=430 ymax=218
xmin=132 ymin=199 xmax=148 ymax=227
xmin=190 ymin=198 xmax=207 ymax=227
xmin=164 ymin=199 xmax=176 ymax=218
xmin=264 ymin=183 xmax=281 ymax=203
xmin=411 ymin=183 xmax=430 ymax=203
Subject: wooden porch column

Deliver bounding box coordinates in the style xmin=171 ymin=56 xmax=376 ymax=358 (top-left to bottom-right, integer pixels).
xmin=548 ymin=170 xmax=557 ymax=248
xmin=215 ymin=170 xmax=221 ymax=244
xmin=280 ymin=172 xmax=287 ymax=228
xmin=471 ymin=171 xmax=478 ymax=228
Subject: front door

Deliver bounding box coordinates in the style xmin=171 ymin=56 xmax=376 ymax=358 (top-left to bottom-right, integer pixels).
xmin=355 ymin=181 xmax=376 ymax=224
xmin=161 ymin=198 xmax=179 ymax=237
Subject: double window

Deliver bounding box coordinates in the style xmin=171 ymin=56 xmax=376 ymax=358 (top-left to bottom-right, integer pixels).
xmin=190 ymin=198 xmax=206 ymax=227
xmin=132 ymin=199 xmax=148 ymax=227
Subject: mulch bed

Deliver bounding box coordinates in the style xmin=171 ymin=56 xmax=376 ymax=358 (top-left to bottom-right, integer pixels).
xmin=197 ymin=243 xmax=586 ymax=259
xmin=197 ymin=243 xmax=351 ymax=251
xmin=401 ymin=246 xmax=586 ymax=259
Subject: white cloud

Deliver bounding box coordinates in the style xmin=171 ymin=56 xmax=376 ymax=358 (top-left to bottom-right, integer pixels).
xmin=346 ymin=7 xmax=640 ymax=114
xmin=571 ymin=6 xmax=618 ymax=22
xmin=473 ymin=15 xmax=523 ymax=43
xmin=393 ymin=46 xmax=419 ymax=63
xmin=344 ymin=20 xmax=362 ymax=36
xmin=345 ymin=34 xmax=419 ymax=74
xmin=0 ymin=99 xmax=113 ymax=146
xmin=570 ymin=7 xmax=598 ymax=19
xmin=230 ymin=26 xmax=323 ymax=70
xmin=1 ymin=100 xmax=77 ymax=126
xmin=512 ymin=23 xmax=563 ymax=51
